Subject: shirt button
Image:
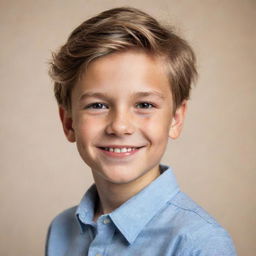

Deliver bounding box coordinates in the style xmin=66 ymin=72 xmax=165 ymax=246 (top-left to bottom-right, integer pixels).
xmin=103 ymin=218 xmax=110 ymax=224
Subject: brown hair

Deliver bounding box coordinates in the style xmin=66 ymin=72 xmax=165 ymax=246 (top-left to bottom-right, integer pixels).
xmin=49 ymin=7 xmax=197 ymax=112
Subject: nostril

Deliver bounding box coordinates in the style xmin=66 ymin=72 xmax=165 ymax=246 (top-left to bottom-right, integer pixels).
xmin=105 ymin=119 xmax=134 ymax=136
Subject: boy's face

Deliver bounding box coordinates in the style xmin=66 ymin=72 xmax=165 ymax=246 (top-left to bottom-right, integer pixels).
xmin=60 ymin=50 xmax=187 ymax=185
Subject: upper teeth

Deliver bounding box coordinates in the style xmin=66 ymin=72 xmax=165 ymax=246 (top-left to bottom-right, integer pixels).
xmin=105 ymin=147 xmax=135 ymax=153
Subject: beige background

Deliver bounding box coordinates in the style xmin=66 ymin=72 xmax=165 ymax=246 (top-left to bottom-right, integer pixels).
xmin=0 ymin=0 xmax=255 ymax=255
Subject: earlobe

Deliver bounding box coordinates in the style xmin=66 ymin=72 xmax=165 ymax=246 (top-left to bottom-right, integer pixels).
xmin=59 ymin=106 xmax=76 ymax=142
xmin=169 ymin=100 xmax=187 ymax=140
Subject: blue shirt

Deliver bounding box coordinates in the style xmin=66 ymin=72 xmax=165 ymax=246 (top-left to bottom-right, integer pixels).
xmin=45 ymin=165 xmax=237 ymax=256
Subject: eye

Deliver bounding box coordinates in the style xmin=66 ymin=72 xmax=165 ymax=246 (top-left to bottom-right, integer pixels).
xmin=85 ymin=103 xmax=108 ymax=109
xmin=136 ymin=102 xmax=154 ymax=109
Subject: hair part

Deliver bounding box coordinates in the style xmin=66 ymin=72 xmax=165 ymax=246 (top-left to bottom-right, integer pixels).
xmin=49 ymin=7 xmax=197 ymax=113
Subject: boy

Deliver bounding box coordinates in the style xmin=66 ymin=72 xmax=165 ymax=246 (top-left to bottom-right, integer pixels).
xmin=46 ymin=7 xmax=236 ymax=256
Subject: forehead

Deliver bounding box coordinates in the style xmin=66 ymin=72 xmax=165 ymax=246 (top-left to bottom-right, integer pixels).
xmin=75 ymin=50 xmax=171 ymax=95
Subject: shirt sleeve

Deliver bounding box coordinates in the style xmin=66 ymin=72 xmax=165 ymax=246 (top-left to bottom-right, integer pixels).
xmin=176 ymin=226 xmax=237 ymax=256
xmin=190 ymin=234 xmax=237 ymax=256
xmin=44 ymin=223 xmax=52 ymax=256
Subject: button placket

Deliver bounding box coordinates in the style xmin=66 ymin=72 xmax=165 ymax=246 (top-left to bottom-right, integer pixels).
xmin=88 ymin=215 xmax=114 ymax=256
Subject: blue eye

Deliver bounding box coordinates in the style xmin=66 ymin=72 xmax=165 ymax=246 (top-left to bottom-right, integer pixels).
xmin=136 ymin=102 xmax=154 ymax=109
xmin=86 ymin=103 xmax=108 ymax=109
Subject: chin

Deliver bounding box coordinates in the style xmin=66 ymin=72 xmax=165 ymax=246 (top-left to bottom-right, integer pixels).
xmin=104 ymin=174 xmax=136 ymax=185
xmin=101 ymin=169 xmax=140 ymax=185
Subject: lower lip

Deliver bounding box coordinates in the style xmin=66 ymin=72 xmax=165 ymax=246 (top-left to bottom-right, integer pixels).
xmin=98 ymin=148 xmax=142 ymax=158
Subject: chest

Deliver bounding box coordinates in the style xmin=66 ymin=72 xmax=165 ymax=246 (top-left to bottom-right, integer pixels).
xmin=64 ymin=222 xmax=182 ymax=256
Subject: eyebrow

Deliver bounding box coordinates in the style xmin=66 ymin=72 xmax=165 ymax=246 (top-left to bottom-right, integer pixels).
xmin=79 ymin=90 xmax=166 ymax=101
xmin=133 ymin=91 xmax=166 ymax=100
xmin=79 ymin=92 xmax=110 ymax=101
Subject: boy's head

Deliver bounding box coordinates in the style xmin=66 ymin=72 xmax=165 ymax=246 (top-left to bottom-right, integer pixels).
xmin=50 ymin=7 xmax=197 ymax=114
xmin=49 ymin=7 xmax=197 ymax=185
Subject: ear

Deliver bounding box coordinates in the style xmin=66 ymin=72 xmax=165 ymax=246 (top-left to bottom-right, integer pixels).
xmin=169 ymin=100 xmax=188 ymax=139
xmin=59 ymin=106 xmax=76 ymax=142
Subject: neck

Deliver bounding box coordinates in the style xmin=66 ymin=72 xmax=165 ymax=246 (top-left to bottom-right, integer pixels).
xmin=92 ymin=167 xmax=160 ymax=221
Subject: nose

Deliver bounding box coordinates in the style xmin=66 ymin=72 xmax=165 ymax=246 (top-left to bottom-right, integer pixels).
xmin=105 ymin=109 xmax=135 ymax=136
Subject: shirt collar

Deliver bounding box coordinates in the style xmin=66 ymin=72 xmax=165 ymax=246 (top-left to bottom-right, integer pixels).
xmin=76 ymin=165 xmax=180 ymax=244
xmin=109 ymin=165 xmax=179 ymax=244
xmin=75 ymin=184 xmax=98 ymax=233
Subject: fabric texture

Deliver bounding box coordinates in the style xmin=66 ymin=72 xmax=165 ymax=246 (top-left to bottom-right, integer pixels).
xmin=45 ymin=165 xmax=237 ymax=256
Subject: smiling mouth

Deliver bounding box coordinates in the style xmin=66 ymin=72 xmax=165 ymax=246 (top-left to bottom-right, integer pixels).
xmin=100 ymin=147 xmax=141 ymax=153
xmin=98 ymin=146 xmax=144 ymax=154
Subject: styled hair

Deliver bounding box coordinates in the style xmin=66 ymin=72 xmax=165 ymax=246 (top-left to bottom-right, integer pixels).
xmin=49 ymin=7 xmax=197 ymax=112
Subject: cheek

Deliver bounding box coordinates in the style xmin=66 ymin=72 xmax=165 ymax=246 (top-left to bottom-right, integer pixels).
xmin=74 ymin=117 xmax=103 ymax=164
xmin=74 ymin=116 xmax=104 ymax=143
xmin=140 ymin=113 xmax=171 ymax=136
xmin=139 ymin=118 xmax=171 ymax=153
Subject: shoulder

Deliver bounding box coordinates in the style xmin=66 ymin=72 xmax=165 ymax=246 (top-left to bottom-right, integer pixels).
xmin=45 ymin=206 xmax=79 ymax=256
xmin=48 ymin=206 xmax=79 ymax=237
xmin=169 ymin=192 xmax=221 ymax=226
xmin=50 ymin=206 xmax=78 ymax=228
xmin=165 ymin=192 xmax=237 ymax=255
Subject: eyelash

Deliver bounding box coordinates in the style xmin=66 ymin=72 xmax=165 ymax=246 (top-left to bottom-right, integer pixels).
xmin=84 ymin=102 xmax=156 ymax=110
xmin=135 ymin=102 xmax=155 ymax=109
xmin=85 ymin=103 xmax=108 ymax=109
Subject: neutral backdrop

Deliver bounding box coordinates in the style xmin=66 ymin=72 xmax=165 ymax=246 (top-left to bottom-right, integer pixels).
xmin=0 ymin=0 xmax=255 ymax=255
